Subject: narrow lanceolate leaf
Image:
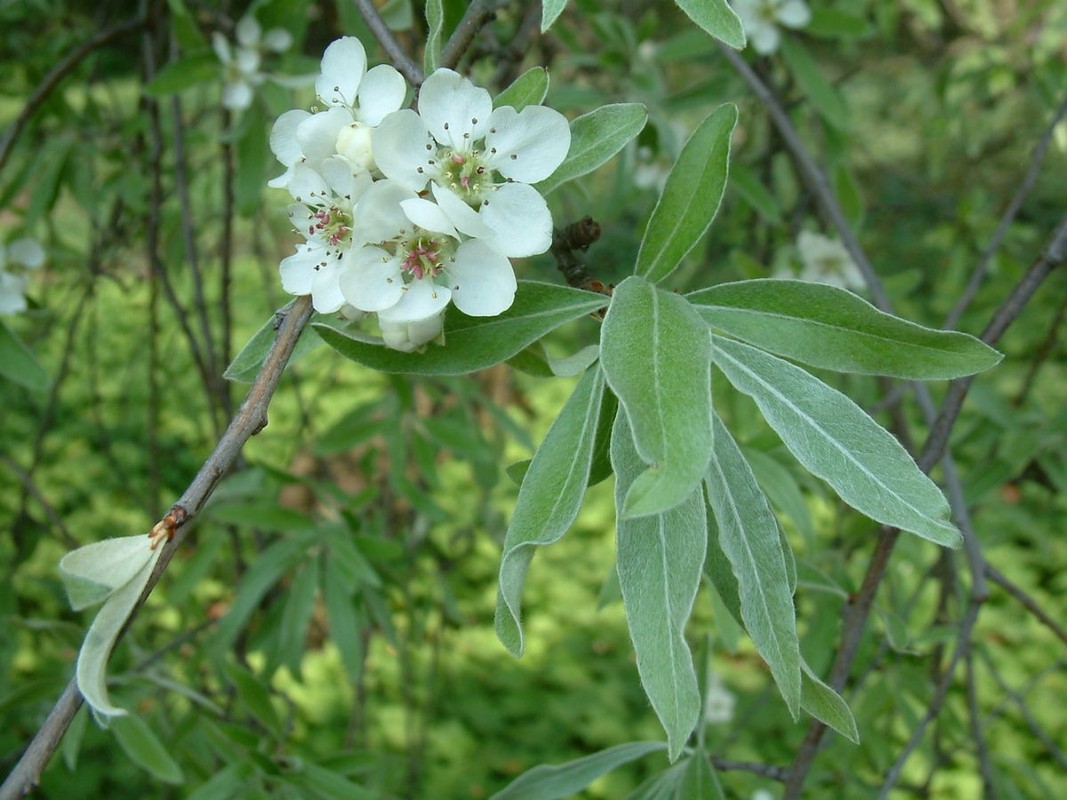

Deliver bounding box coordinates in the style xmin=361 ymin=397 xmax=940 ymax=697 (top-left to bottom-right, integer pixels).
xmin=537 ymin=104 xmax=648 ymax=195
xmin=111 ymin=713 xmax=184 ymax=784
xmin=704 ymin=516 xmax=859 ymax=742
xmin=494 ymin=67 xmax=549 ymax=111
xmin=704 ymin=414 xmax=801 ymax=717
xmin=0 ymin=319 xmax=49 ymax=392
xmin=601 ymin=276 xmax=713 ymax=518
xmin=612 ymin=412 xmax=705 ymax=762
xmin=712 ymin=337 xmax=961 ymax=547
xmin=779 ymin=37 xmax=849 ymax=131
xmin=314 ymin=281 xmax=605 ymax=375
xmin=635 ymin=104 xmax=737 ymax=285
xmin=423 ymin=0 xmax=444 ymax=73
xmin=496 ymin=366 xmax=607 ymax=656
xmin=225 ymin=306 xmax=324 ymax=382
xmin=674 ymin=0 xmax=746 ymax=49
xmin=540 ymin=0 xmax=569 ymax=32
xmin=689 ymin=279 xmax=1002 ymax=379
xmin=490 ymin=741 xmax=667 ymax=800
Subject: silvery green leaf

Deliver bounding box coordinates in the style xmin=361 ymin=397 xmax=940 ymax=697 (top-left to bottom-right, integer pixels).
xmin=490 ymin=741 xmax=667 ymax=800
xmin=496 ymin=366 xmax=606 ymax=655
xmin=612 ymin=412 xmax=705 ymax=762
xmin=60 ymin=534 xmax=160 ymax=611
xmin=601 ymin=276 xmax=713 ymax=518
xmin=494 ymin=67 xmax=549 ymax=111
xmin=712 ymin=336 xmax=961 ymax=547
xmin=537 ymin=104 xmax=648 ymax=195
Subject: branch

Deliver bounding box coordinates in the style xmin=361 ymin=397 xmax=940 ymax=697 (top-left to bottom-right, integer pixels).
xmin=0 ymin=16 xmax=144 ymax=174
xmin=984 ymin=563 xmax=1067 ymax=647
xmin=439 ymin=0 xmax=496 ymax=70
xmin=351 ymin=0 xmax=424 ymax=85
xmin=0 ymin=296 xmax=314 ymax=800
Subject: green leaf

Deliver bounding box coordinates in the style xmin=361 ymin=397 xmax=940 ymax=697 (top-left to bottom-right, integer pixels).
xmin=323 ymin=559 xmax=366 ymax=683
xmin=0 ymin=319 xmax=49 ymax=392
xmin=541 ymin=0 xmax=568 ymax=32
xmin=600 ymin=276 xmax=713 ymax=518
xmin=587 ymin=384 xmax=619 ymax=487
xmin=185 ymin=764 xmax=247 ymax=800
xmin=729 ymin=164 xmax=782 ymax=225
xmin=292 ymin=762 xmax=376 ymax=800
xmin=779 ymin=38 xmax=849 ymax=131
xmin=806 ymin=7 xmax=873 ymax=39
xmin=635 ymin=104 xmax=737 ymax=284
xmin=235 ymin=105 xmax=269 ymax=217
xmin=112 ymin=713 xmax=184 ymax=784
xmin=314 ymin=281 xmax=605 ymax=375
xmin=224 ymin=662 xmax=282 ymax=735
xmin=59 ymin=535 xmax=157 ymax=611
xmin=144 ymin=52 xmax=220 ymax=97
xmin=673 ymin=0 xmax=745 ymax=49
xmin=690 ymin=279 xmax=1002 ymax=379
xmin=225 ymin=307 xmax=324 ymax=382
xmin=800 ymin=661 xmax=860 ymax=743
xmin=612 ymin=413 xmax=705 ymax=762
xmin=494 ymin=67 xmax=549 ymax=111
xmin=496 ymin=366 xmax=606 ymax=656
xmin=675 ymin=753 xmax=726 ymax=799
xmin=424 ymin=0 xmax=444 ymax=72
xmin=537 ymin=104 xmax=648 ymax=195
xmin=490 ymin=741 xmax=667 ymax=800
xmin=712 ymin=336 xmax=961 ymax=547
xmin=704 ymin=415 xmax=801 ymax=717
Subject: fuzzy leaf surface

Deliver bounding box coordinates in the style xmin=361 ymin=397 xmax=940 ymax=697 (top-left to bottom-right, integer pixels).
xmin=537 ymin=104 xmax=648 ymax=195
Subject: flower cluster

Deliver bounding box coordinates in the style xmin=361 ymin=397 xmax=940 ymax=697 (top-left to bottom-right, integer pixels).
xmin=269 ymin=37 xmax=570 ymax=351
xmin=796 ymin=230 xmax=863 ymax=290
xmin=733 ymin=0 xmax=811 ymax=55
xmin=213 ymin=14 xmax=293 ymax=111
xmin=0 ymin=236 xmax=45 ymax=315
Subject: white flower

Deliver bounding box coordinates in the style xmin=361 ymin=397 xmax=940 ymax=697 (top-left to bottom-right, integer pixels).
xmin=752 ymin=791 xmax=776 ymax=800
xmin=268 ymin=37 xmax=406 ymax=192
xmin=733 ymin=0 xmax=811 ymax=55
xmin=373 ymin=68 xmax=570 ymax=258
xmin=213 ymin=15 xmax=292 ymax=111
xmin=703 ymin=671 xmax=736 ymax=725
xmin=0 ymin=237 xmax=44 ymax=315
xmin=796 ymin=230 xmax=864 ymax=290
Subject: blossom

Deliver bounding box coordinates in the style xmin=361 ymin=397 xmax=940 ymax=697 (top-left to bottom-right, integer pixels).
xmin=796 ymin=230 xmax=864 ymax=290
xmin=373 ymin=68 xmax=570 ymax=258
xmin=733 ymin=0 xmax=811 ymax=55
xmin=0 ymin=237 xmax=44 ymax=315
xmin=703 ymin=670 xmax=736 ymax=725
xmin=213 ymin=15 xmax=292 ymax=110
xmin=268 ymin=37 xmax=406 ymax=192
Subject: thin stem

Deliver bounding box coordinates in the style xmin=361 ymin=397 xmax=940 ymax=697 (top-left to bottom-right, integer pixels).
xmin=351 ymin=0 xmax=424 ymax=85
xmin=0 ymin=296 xmax=314 ymax=800
xmin=0 ymin=16 xmax=144 ymax=173
xmin=440 ymin=0 xmax=495 ymax=70
xmin=984 ymin=563 xmax=1067 ymax=647
xmin=965 ymin=654 xmax=997 ymax=798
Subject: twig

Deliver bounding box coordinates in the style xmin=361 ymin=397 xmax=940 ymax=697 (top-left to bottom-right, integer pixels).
xmin=0 ymin=296 xmax=314 ymax=800
xmin=711 ymin=757 xmax=789 ymax=781
xmin=351 ymin=0 xmax=424 ymax=85
xmin=0 ymin=453 xmax=79 ymax=550
xmin=943 ymin=89 xmax=1067 ymax=330
xmin=439 ymin=0 xmax=496 ymax=70
xmin=965 ymin=654 xmax=997 ymax=798
xmin=0 ymin=16 xmax=144 ymax=174
xmin=984 ymin=563 xmax=1067 ymax=647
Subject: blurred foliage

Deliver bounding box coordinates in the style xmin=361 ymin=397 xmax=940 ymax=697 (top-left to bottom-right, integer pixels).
xmin=2 ymin=0 xmax=1066 ymax=798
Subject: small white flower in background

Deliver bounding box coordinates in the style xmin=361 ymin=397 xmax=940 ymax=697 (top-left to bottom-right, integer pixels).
xmin=751 ymin=790 xmax=776 ymax=800
xmin=796 ymin=230 xmax=864 ymax=290
xmin=0 ymin=237 xmax=45 ymax=315
xmin=703 ymin=670 xmax=737 ymax=725
xmin=733 ymin=0 xmax=811 ymax=55
xmin=213 ymin=14 xmax=293 ymax=111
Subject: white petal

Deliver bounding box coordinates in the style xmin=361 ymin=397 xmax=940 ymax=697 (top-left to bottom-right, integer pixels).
xmin=263 ymin=28 xmax=293 ymax=52
xmin=235 ymin=47 xmax=261 ymax=76
xmin=317 ymin=36 xmax=367 ymax=107
xmin=310 ymin=261 xmax=346 ymax=313
xmin=378 ymin=276 xmax=451 ymax=322
xmin=478 ymin=183 xmax=552 ymax=257
xmin=334 ymin=122 xmax=375 ymax=173
xmin=279 ymin=243 xmax=322 ymax=295
xmin=750 ymin=23 xmax=780 ymax=54
xmin=443 ymin=239 xmax=516 ymax=316
xmin=401 ymin=197 xmax=458 ymax=238
xmin=777 ymin=0 xmax=812 ymax=28
xmin=296 ymin=107 xmax=350 ymax=169
xmin=212 ymin=32 xmax=232 ymax=65
xmin=270 ymin=109 xmax=310 ymax=166
xmin=379 ymin=311 xmax=446 ymax=351
xmin=320 ymin=155 xmax=372 ymax=201
xmin=484 ymin=105 xmax=571 ymax=183
xmin=286 ymin=163 xmax=330 ymax=203
xmin=235 ymin=15 xmax=261 ymax=47
xmin=430 ymin=183 xmax=493 ymax=239
xmin=418 ymin=68 xmax=492 ymax=150
xmin=0 ymin=271 xmax=29 ymax=314
xmin=338 ymin=246 xmax=405 ymax=312
xmin=8 ymin=238 xmax=44 ymax=269
xmin=372 ymin=110 xmax=438 ymax=190
xmin=222 ymin=81 xmax=254 ymax=110
xmin=357 ymin=65 xmax=407 ymax=126
xmin=351 ymin=180 xmax=416 ymax=242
